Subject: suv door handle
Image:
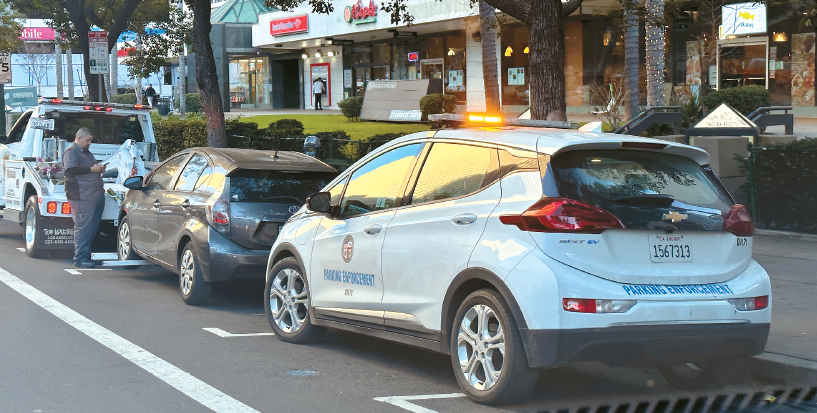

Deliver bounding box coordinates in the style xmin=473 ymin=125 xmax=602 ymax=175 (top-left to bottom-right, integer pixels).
xmin=363 ymin=224 xmax=382 ymax=235
xmin=181 ymin=199 xmax=191 ymax=208
xmin=452 ymin=213 xmax=478 ymax=225
xmin=152 ymin=199 xmax=160 ymax=210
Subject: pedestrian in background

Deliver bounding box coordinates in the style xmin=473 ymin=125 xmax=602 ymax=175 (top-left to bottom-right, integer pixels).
xmin=63 ymin=127 xmax=106 ymax=268
xmin=145 ymin=84 xmax=157 ymax=107
xmin=312 ymin=77 xmax=325 ymax=110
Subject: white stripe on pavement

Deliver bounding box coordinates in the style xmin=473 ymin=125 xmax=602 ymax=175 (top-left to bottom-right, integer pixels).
xmin=203 ymin=328 xmax=275 ymax=338
xmin=0 ymin=266 xmax=259 ymax=413
xmin=373 ymin=393 xmax=466 ymax=413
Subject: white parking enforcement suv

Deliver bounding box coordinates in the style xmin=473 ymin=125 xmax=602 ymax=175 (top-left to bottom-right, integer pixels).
xmin=264 ymin=117 xmax=771 ymax=405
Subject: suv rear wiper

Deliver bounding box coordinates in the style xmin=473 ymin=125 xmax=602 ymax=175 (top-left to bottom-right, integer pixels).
xmin=612 ymin=194 xmax=675 ymax=205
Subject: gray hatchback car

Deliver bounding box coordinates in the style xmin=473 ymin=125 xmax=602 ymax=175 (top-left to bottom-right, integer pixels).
xmin=119 ymin=148 xmax=336 ymax=304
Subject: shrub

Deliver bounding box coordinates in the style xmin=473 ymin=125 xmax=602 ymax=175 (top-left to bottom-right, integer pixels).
xmin=419 ymin=93 xmax=457 ymax=121
xmin=340 ymin=133 xmax=405 ymax=162
xmin=182 ymin=119 xmax=207 ymax=149
xmin=700 ymin=86 xmax=770 ymax=115
xmin=337 ymin=96 xmax=364 ymax=120
xmin=110 ymin=94 xmax=137 ymax=104
xmin=173 ymin=93 xmax=202 ymax=113
xmin=153 ymin=117 xmax=192 ymax=159
xmin=268 ymin=118 xmax=304 ymax=139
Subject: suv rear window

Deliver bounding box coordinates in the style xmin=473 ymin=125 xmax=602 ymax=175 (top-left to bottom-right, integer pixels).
xmin=551 ymin=150 xmax=734 ymax=230
xmin=229 ymin=170 xmax=336 ymax=203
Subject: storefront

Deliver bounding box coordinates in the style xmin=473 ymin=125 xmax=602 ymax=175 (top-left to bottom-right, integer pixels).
xmin=228 ymin=56 xmax=272 ymax=109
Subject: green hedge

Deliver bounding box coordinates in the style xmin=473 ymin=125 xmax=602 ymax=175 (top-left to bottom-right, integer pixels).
xmin=110 ymin=94 xmax=138 ymax=104
xmin=172 ymin=93 xmax=202 ymax=113
xmin=419 ymin=93 xmax=457 ymax=121
xmin=701 ymin=86 xmax=770 ymax=115
xmin=338 ymin=96 xmax=364 ymax=120
xmin=748 ymin=138 xmax=817 ymax=233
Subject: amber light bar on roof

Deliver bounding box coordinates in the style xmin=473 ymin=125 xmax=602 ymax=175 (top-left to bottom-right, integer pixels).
xmin=430 ymin=113 xmax=576 ymax=130
xmin=38 ymin=98 xmax=152 ymax=111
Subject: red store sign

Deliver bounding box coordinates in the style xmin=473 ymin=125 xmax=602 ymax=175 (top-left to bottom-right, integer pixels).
xmin=344 ymin=0 xmax=378 ymax=24
xmin=270 ymin=15 xmax=308 ymax=36
xmin=20 ymin=27 xmax=56 ymax=41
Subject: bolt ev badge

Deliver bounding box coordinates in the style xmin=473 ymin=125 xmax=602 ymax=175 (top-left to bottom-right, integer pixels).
xmin=341 ymin=235 xmax=354 ymax=263
xmin=663 ymin=211 xmax=688 ymax=223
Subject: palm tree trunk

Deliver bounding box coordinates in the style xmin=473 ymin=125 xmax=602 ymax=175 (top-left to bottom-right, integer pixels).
xmin=645 ymin=0 xmax=666 ymax=107
xmin=54 ymin=43 xmax=63 ymax=99
xmin=479 ymin=0 xmax=500 ymax=113
xmin=66 ymin=48 xmax=74 ymax=100
xmin=623 ymin=2 xmax=640 ymax=120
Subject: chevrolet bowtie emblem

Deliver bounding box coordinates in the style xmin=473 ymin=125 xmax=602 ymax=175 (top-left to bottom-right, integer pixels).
xmin=663 ymin=211 xmax=688 ymax=223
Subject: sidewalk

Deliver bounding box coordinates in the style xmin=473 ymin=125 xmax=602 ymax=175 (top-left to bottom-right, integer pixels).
xmin=753 ymin=231 xmax=817 ymax=363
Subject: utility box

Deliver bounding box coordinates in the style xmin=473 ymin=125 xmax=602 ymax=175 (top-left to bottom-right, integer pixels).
xmin=690 ymin=136 xmax=749 ymax=178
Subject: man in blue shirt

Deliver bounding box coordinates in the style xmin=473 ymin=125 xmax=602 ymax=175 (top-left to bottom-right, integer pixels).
xmin=63 ymin=127 xmax=106 ymax=268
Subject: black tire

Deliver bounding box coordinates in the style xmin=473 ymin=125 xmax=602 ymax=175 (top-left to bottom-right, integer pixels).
xmin=450 ymin=289 xmax=538 ymax=405
xmin=116 ymin=216 xmax=140 ymax=269
xmin=178 ymin=243 xmax=211 ymax=305
xmin=24 ymin=196 xmax=47 ymax=258
xmin=265 ymin=257 xmax=324 ymax=343
xmin=658 ymin=361 xmax=721 ymax=390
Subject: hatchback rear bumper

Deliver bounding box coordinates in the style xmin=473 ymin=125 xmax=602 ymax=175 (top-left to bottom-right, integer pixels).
xmin=520 ymin=322 xmax=769 ymax=368
xmin=205 ymin=227 xmax=269 ymax=282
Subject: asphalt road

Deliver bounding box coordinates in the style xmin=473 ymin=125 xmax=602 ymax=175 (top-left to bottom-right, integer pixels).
xmin=0 ymin=219 xmax=813 ymax=413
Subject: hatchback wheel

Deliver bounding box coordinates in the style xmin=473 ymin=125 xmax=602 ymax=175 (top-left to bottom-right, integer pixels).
xmin=451 ymin=289 xmax=538 ymax=405
xmin=265 ymin=257 xmax=323 ymax=343
xmin=179 ymin=244 xmax=211 ymax=305
xmin=117 ymin=216 xmax=140 ymax=269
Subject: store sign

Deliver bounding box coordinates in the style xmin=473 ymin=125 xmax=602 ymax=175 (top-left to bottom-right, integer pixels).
xmin=270 ymin=15 xmax=308 ymax=36
xmin=20 ymin=27 xmax=56 ymax=41
xmin=720 ymin=2 xmax=767 ymax=38
xmin=344 ymin=0 xmax=377 ymax=24
xmin=5 ymin=87 xmax=39 ymax=107
xmin=694 ymin=103 xmax=756 ymax=129
xmin=360 ymin=79 xmax=429 ymax=121
xmin=388 ymin=110 xmax=422 ymax=121
xmin=393 ymin=31 xmax=417 ymax=38
xmin=329 ymin=39 xmax=354 ymax=46
xmin=407 ymin=52 xmax=419 ymax=62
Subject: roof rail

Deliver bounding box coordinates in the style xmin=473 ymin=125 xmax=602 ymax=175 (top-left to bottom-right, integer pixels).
xmin=429 ymin=113 xmax=577 ymax=130
xmin=38 ymin=98 xmax=153 ymax=111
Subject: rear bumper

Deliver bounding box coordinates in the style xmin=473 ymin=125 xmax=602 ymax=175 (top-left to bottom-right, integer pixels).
xmin=204 ymin=227 xmax=269 ymax=282
xmin=520 ymin=322 xmax=769 ymax=368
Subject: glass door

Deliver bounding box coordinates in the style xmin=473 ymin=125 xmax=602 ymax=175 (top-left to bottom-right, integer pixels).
xmin=353 ymin=66 xmax=370 ymax=96
xmin=717 ymin=38 xmax=768 ymax=90
xmin=372 ymin=65 xmax=390 ymax=81
xmin=420 ymin=58 xmax=444 ymax=94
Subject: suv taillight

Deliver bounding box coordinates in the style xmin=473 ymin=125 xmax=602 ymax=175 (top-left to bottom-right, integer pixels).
xmin=722 ymin=204 xmax=754 ymax=236
xmin=499 ymin=198 xmax=624 ymax=233
xmin=211 ymin=200 xmax=229 ymax=225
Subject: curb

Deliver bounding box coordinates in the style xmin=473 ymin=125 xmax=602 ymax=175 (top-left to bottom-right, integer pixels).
xmin=752 ymin=353 xmax=817 ymax=384
xmin=755 ymin=229 xmax=817 ymax=241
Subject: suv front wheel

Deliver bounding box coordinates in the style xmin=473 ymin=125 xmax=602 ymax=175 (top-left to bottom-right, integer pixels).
xmin=265 ymin=257 xmax=323 ymax=343
xmin=450 ymin=289 xmax=538 ymax=405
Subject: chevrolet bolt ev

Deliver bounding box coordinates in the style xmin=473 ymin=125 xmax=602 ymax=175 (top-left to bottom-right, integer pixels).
xmin=119 ymin=148 xmax=336 ymax=305
xmin=264 ymin=125 xmax=770 ymax=405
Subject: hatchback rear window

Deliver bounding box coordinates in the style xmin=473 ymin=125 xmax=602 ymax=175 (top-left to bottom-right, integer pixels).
xmin=551 ymin=150 xmax=734 ymax=230
xmin=229 ymin=170 xmax=336 ymax=203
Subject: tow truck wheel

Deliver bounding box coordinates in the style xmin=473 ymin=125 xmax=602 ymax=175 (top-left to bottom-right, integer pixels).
xmin=450 ymin=289 xmax=538 ymax=405
xmin=179 ymin=243 xmax=211 ymax=305
xmin=24 ymin=196 xmax=47 ymax=258
xmin=117 ymin=216 xmax=140 ymax=269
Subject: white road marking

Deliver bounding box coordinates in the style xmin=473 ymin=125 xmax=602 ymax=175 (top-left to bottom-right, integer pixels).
xmin=16 ymin=248 xmax=25 ymax=252
xmin=373 ymin=393 xmax=466 ymax=413
xmin=0 ymin=266 xmax=259 ymax=413
xmin=203 ymin=327 xmax=275 ymax=338
xmin=63 ymin=268 xmax=112 ymax=275
xmin=64 ymin=269 xmax=82 ymax=275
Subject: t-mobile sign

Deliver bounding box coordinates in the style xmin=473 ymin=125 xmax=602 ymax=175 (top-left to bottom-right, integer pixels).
xmin=270 ymin=15 xmax=308 ymax=36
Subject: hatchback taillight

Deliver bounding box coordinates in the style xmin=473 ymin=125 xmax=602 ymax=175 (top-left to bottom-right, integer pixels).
xmin=722 ymin=204 xmax=754 ymax=236
xmin=499 ymin=198 xmax=624 ymax=233
xmin=211 ymin=200 xmax=229 ymax=225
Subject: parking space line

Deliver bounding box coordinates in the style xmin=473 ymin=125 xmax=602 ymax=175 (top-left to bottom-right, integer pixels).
xmin=63 ymin=268 xmax=112 ymax=275
xmin=0 ymin=266 xmax=260 ymax=413
xmin=373 ymin=393 xmax=466 ymax=413
xmin=203 ymin=328 xmax=275 ymax=338
xmin=16 ymin=248 xmax=25 ymax=252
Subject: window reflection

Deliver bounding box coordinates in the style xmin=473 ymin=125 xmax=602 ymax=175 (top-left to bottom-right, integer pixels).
xmin=411 ymin=143 xmax=494 ymax=204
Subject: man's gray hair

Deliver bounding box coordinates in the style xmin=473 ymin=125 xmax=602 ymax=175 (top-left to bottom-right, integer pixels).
xmin=76 ymin=127 xmax=93 ymax=139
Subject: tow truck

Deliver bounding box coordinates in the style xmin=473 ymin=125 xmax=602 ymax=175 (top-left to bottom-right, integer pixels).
xmin=0 ymin=99 xmax=158 ymax=258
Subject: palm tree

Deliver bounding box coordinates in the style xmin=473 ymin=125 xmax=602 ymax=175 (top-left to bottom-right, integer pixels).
xmin=623 ymin=0 xmax=639 ymax=120
xmin=645 ymin=0 xmax=665 ymax=106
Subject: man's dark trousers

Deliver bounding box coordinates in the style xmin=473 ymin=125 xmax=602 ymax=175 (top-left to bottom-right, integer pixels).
xmin=69 ymin=197 xmax=105 ymax=264
xmin=314 ymin=93 xmax=322 ymax=110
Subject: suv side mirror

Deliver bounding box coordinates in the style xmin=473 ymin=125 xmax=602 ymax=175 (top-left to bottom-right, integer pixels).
xmin=306 ymin=192 xmax=331 ymax=214
xmin=123 ymin=176 xmax=143 ymax=190
xmin=0 ymin=135 xmax=7 ymax=144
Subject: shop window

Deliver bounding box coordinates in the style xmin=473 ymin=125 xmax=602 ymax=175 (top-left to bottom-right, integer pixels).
xmin=422 ymin=37 xmax=444 ymax=59
xmin=444 ymin=33 xmax=466 ymax=105
xmin=500 ymin=25 xmax=530 ymax=107
xmin=353 ymin=46 xmax=371 ymax=64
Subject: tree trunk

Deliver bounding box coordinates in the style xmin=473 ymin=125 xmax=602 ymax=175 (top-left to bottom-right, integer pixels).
xmin=479 ymin=1 xmax=500 ymax=113
xmin=645 ymin=0 xmax=666 ymax=107
xmin=66 ymin=48 xmax=74 ymax=100
xmin=192 ymin=0 xmax=226 ymax=147
xmin=623 ymin=3 xmax=640 ymax=120
xmin=54 ymin=43 xmax=63 ymax=98
xmin=110 ymin=51 xmax=118 ymax=97
xmin=529 ymin=0 xmax=567 ymax=121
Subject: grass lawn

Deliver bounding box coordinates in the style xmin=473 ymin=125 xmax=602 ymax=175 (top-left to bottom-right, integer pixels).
xmin=237 ymin=114 xmax=430 ymax=141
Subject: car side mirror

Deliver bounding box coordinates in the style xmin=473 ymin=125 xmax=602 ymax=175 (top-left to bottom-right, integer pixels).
xmin=0 ymin=135 xmax=7 ymax=144
xmin=123 ymin=176 xmax=143 ymax=190
xmin=306 ymin=191 xmax=331 ymax=214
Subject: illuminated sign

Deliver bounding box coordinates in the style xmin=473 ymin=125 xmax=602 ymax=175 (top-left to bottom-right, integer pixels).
xmin=407 ymin=52 xmax=419 ymax=62
xmin=720 ymin=2 xmax=767 ymax=38
xmin=344 ymin=0 xmax=377 ymax=24
xmin=270 ymin=15 xmax=308 ymax=36
xmin=20 ymin=27 xmax=56 ymax=41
